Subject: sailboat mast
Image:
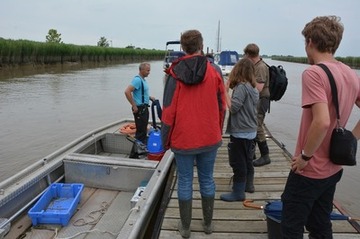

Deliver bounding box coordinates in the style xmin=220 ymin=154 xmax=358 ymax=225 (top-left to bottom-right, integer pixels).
xmin=216 ymin=20 xmax=221 ymax=52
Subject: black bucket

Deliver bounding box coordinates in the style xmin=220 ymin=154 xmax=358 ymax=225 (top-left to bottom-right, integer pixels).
xmin=264 ymin=201 xmax=283 ymax=239
xmin=266 ymin=215 xmax=282 ymax=239
xmin=264 ymin=200 xmax=348 ymax=238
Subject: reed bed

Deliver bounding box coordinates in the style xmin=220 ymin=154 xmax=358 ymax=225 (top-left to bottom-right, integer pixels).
xmin=272 ymin=56 xmax=360 ymax=69
xmin=0 ymin=38 xmax=164 ymax=66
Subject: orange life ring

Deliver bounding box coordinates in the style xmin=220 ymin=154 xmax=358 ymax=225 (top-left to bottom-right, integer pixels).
xmin=119 ymin=123 xmax=136 ymax=135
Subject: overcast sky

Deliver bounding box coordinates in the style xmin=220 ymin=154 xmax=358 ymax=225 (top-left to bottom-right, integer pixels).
xmin=1 ymin=0 xmax=359 ymax=57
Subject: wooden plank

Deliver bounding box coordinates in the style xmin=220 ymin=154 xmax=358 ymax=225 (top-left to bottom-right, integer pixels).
xmin=166 ymin=199 xmax=267 ymax=210
xmin=159 ymin=230 xmax=360 ymax=239
xmin=170 ymin=190 xmax=283 ymax=201
xmin=202 ymin=171 xmax=290 ymax=179
xmin=162 ymin=219 xmax=267 ymax=233
xmin=159 ymin=230 xmax=268 ymax=239
xmin=191 ymin=184 xmax=285 ymax=192
xmin=164 ymin=207 xmax=266 ymax=220
xmin=214 ymin=177 xmax=287 ymax=185
xmin=161 ymin=217 xmax=357 ymax=234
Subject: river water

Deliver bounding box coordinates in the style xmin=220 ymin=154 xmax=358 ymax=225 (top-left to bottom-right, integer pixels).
xmin=1 ymin=60 xmax=359 ymax=218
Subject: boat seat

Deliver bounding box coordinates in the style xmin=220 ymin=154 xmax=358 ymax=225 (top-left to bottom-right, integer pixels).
xmin=64 ymin=153 xmax=158 ymax=191
xmin=64 ymin=153 xmax=158 ymax=169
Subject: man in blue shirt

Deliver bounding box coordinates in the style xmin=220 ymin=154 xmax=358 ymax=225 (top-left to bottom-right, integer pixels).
xmin=125 ymin=62 xmax=154 ymax=144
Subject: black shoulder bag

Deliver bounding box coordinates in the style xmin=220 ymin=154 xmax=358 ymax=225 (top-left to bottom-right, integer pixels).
xmin=317 ymin=63 xmax=357 ymax=166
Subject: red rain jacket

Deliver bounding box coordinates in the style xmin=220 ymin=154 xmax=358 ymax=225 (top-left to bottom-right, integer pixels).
xmin=161 ymin=54 xmax=226 ymax=154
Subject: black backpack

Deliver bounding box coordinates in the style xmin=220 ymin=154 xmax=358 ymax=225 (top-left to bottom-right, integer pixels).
xmin=266 ymin=63 xmax=288 ymax=101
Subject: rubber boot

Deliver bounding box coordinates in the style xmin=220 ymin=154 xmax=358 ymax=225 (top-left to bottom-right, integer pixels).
xmin=220 ymin=182 xmax=246 ymax=202
xmin=201 ymin=196 xmax=214 ymax=234
xmin=253 ymin=140 xmax=271 ymax=167
xmin=178 ymin=200 xmax=192 ymax=238
xmin=245 ymin=173 xmax=255 ymax=193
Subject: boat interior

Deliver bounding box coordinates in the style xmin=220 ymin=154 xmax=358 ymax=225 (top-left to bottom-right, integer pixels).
xmin=0 ymin=123 xmax=174 ymax=239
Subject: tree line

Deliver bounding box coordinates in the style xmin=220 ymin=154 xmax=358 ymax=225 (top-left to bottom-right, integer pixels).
xmin=45 ymin=29 xmax=137 ymax=49
xmin=0 ymin=29 xmax=164 ymax=66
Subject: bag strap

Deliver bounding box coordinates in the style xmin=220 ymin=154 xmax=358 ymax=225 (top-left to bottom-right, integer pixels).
xmin=151 ymin=100 xmax=157 ymax=129
xmin=317 ymin=63 xmax=341 ymax=125
xmin=140 ymin=78 xmax=145 ymax=104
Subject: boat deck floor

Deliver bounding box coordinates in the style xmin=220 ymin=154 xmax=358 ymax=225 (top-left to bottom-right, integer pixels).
xmin=158 ymin=134 xmax=360 ymax=238
xmin=11 ymin=187 xmax=134 ymax=239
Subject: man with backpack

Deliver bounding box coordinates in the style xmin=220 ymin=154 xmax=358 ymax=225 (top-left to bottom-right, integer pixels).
xmin=244 ymin=44 xmax=271 ymax=169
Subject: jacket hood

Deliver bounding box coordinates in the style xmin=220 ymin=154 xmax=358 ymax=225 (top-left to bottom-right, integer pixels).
xmin=171 ymin=55 xmax=207 ymax=85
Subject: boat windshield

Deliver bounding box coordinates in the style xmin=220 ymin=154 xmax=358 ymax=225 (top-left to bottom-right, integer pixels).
xmin=164 ymin=51 xmax=185 ymax=63
xmin=217 ymin=51 xmax=239 ymax=66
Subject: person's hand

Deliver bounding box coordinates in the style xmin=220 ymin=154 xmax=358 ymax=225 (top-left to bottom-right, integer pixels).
xmin=132 ymin=105 xmax=138 ymax=113
xmin=225 ymin=78 xmax=230 ymax=93
xmin=291 ymin=154 xmax=308 ymax=174
xmin=150 ymin=96 xmax=156 ymax=102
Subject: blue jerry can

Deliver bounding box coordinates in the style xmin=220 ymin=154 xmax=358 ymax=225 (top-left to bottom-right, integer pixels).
xmin=147 ymin=129 xmax=164 ymax=154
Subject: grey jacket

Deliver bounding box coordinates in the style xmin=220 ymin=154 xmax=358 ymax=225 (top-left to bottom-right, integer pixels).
xmin=226 ymin=82 xmax=259 ymax=134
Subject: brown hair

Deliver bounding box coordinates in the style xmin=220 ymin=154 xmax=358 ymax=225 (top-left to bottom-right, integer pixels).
xmin=180 ymin=30 xmax=203 ymax=54
xmin=228 ymin=58 xmax=256 ymax=89
xmin=302 ymin=15 xmax=344 ymax=54
xmin=243 ymin=43 xmax=259 ymax=57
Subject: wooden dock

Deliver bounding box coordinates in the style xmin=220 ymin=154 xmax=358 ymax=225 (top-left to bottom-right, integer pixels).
xmin=158 ymin=131 xmax=360 ymax=238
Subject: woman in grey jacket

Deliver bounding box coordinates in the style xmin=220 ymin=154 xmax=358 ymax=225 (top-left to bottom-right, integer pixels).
xmin=221 ymin=58 xmax=259 ymax=201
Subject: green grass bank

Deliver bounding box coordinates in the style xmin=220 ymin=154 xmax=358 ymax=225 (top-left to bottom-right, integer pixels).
xmin=272 ymin=56 xmax=360 ymax=69
xmin=0 ymin=38 xmax=165 ymax=67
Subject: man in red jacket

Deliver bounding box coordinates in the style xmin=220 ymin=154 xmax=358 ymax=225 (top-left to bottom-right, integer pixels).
xmin=161 ymin=29 xmax=226 ymax=238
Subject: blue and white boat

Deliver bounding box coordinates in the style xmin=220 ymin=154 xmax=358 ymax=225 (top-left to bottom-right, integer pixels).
xmin=214 ymin=50 xmax=239 ymax=76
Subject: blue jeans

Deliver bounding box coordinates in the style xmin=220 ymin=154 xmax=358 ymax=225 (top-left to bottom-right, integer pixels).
xmin=175 ymin=149 xmax=218 ymax=201
xmin=281 ymin=169 xmax=343 ymax=239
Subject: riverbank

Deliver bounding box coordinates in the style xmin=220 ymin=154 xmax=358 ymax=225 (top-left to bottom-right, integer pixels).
xmin=272 ymin=55 xmax=360 ymax=69
xmin=0 ymin=38 xmax=164 ymax=67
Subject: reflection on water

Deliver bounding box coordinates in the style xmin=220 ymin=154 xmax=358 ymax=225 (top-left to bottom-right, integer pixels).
xmin=1 ymin=59 xmax=360 ymax=218
xmin=0 ymin=61 xmax=139 ymax=81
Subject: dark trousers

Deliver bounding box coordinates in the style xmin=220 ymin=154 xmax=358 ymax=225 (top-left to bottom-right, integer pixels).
xmin=133 ymin=105 xmax=149 ymax=144
xmin=256 ymin=97 xmax=270 ymax=142
xmin=281 ymin=170 xmax=343 ymax=239
xmin=228 ymin=135 xmax=255 ymax=183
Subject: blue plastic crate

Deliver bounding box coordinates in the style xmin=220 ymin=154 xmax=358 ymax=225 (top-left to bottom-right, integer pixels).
xmin=28 ymin=183 xmax=84 ymax=226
